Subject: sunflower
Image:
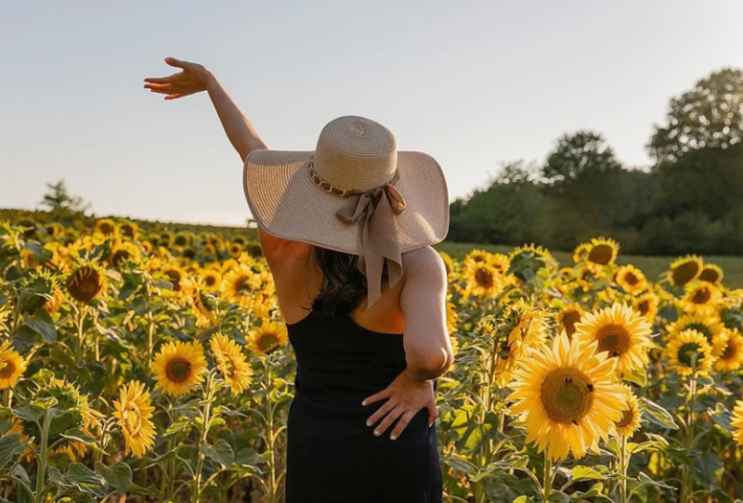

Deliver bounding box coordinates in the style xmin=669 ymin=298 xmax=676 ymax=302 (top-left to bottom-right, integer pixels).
xmin=665 ymin=312 xmax=728 ymax=357
xmin=110 ymin=241 xmax=142 ymax=269
xmin=489 ymin=253 xmax=511 ymax=275
xmin=174 ymin=232 xmax=192 ymax=247
xmin=66 ymin=265 xmax=107 ymax=302
xmin=715 ymin=329 xmax=743 ymax=372
xmin=247 ymin=321 xmax=289 ymax=356
xmin=228 ymin=242 xmax=243 ymax=258
xmin=509 ymin=244 xmax=556 ymax=282
xmin=0 ymin=341 xmax=27 ymax=389
xmin=222 ymin=263 xmax=260 ymax=308
xmin=232 ymin=235 xmax=248 ymax=247
xmin=585 ymin=237 xmax=619 ymax=266
xmin=732 ymin=399 xmax=743 ymax=447
xmin=669 ymin=255 xmax=703 ymax=287
xmin=632 ymin=292 xmax=660 ymax=324
xmin=698 ymin=264 xmax=724 ymax=285
xmin=573 ymin=303 xmax=654 ymax=379
xmin=210 ymin=333 xmax=253 ymax=395
xmin=151 ymin=341 xmax=208 ymax=396
xmin=507 ymin=332 xmax=625 ymax=461
xmin=161 ymin=264 xmax=187 ymax=294
xmin=464 ymin=262 xmax=503 ymax=298
xmin=665 ymin=329 xmax=715 ymax=377
xmin=614 ymin=385 xmax=642 ymax=437
xmin=614 ymin=265 xmax=648 ymax=295
xmin=112 ymin=381 xmax=156 ymax=458
xmin=118 ymin=221 xmax=139 ymax=241
xmin=0 ymin=307 xmax=9 ymax=334
xmin=680 ymin=281 xmax=722 ymax=315
xmin=557 ymin=303 xmax=584 ymax=338
xmin=200 ymin=269 xmax=222 ymax=291
xmin=494 ymin=301 xmax=548 ymax=385
xmin=94 ymin=218 xmax=117 ymax=236
xmin=446 ymin=299 xmax=459 ymax=334
xmin=573 ymin=243 xmax=591 ymax=264
xmin=439 ymin=252 xmax=457 ymax=282
xmin=464 ymin=249 xmax=492 ymax=264
xmin=183 ymin=278 xmax=218 ymax=328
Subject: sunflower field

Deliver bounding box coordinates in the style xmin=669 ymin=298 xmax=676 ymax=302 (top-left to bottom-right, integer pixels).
xmin=1 ymin=211 xmax=743 ymax=503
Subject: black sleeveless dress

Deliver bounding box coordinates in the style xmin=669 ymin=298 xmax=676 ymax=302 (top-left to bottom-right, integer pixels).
xmin=285 ymin=310 xmax=443 ymax=503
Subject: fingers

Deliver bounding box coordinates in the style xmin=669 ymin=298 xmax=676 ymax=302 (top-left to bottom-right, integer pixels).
xmin=372 ymin=406 xmax=404 ymax=438
xmin=164 ymin=93 xmax=186 ymax=100
xmin=365 ymin=398 xmax=395 ymax=428
xmin=165 ymin=56 xmax=195 ymax=71
xmin=144 ymin=83 xmax=174 ymax=92
xmin=389 ymin=410 xmax=417 ymax=440
xmin=361 ymin=388 xmax=389 ymax=407
xmin=143 ymin=76 xmax=175 ymax=84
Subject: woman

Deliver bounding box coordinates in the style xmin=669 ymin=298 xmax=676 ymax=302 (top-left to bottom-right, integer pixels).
xmin=145 ymin=57 xmax=454 ymax=502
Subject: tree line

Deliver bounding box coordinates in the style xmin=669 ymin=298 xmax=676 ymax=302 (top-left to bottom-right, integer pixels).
xmin=448 ymin=68 xmax=743 ymax=256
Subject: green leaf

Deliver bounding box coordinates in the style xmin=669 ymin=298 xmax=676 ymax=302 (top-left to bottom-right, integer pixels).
xmin=571 ymin=465 xmax=609 ymax=481
xmin=443 ymin=455 xmax=476 ymax=475
xmin=200 ymin=439 xmax=234 ymax=467
xmin=548 ymin=491 xmax=571 ymax=503
xmin=12 ymin=404 xmax=43 ymax=424
xmin=49 ymin=463 xmax=106 ymax=497
xmin=640 ymin=397 xmax=678 ymax=430
xmin=95 ymin=461 xmax=132 ymax=494
xmin=709 ymin=402 xmax=732 ymax=431
xmin=235 ymin=447 xmax=264 ymax=467
xmin=637 ymin=472 xmax=674 ymax=490
xmin=164 ymin=417 xmax=193 ymax=436
xmin=22 ymin=309 xmax=57 ymax=343
xmin=0 ymin=434 xmax=26 ymax=470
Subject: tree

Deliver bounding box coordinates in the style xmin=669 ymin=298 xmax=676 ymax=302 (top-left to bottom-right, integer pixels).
xmin=541 ymin=130 xmax=622 ymax=190
xmin=648 ymin=68 xmax=743 ymax=162
xmin=39 ymin=180 xmax=90 ymax=215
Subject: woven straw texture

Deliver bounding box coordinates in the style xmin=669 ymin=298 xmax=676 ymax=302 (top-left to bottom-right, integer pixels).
xmin=242 ymin=117 xmax=449 ymax=255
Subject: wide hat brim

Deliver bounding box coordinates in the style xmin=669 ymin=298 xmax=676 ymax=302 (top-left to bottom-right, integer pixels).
xmin=243 ymin=150 xmax=449 ymax=255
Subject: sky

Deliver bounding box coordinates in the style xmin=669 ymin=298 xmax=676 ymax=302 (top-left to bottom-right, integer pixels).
xmin=1 ymin=1 xmax=741 ymax=226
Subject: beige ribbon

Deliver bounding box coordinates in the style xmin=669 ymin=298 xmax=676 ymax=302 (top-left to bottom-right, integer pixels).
xmin=336 ymin=183 xmax=407 ymax=308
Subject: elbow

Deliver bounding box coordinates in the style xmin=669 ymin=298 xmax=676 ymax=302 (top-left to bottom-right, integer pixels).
xmin=410 ymin=347 xmax=454 ymax=379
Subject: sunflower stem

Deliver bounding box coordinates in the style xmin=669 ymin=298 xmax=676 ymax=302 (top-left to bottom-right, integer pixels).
xmin=619 ymin=434 xmax=628 ymax=503
xmin=543 ymin=450 xmax=553 ymax=502
xmin=34 ymin=408 xmax=53 ymax=503
xmin=75 ymin=303 xmax=87 ymax=361
xmin=264 ymin=354 xmax=278 ymax=503
xmin=192 ymin=371 xmax=214 ymax=503
xmin=681 ymin=377 xmax=698 ymax=503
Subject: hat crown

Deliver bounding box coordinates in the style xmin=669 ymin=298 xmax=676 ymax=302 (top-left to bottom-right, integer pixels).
xmin=314 ymin=116 xmax=397 ymax=192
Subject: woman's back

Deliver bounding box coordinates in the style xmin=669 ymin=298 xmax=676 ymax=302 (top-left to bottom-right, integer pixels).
xmin=284 ymin=304 xmax=442 ymax=503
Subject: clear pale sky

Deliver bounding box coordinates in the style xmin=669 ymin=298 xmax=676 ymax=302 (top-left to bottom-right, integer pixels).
xmin=1 ymin=1 xmax=741 ymax=226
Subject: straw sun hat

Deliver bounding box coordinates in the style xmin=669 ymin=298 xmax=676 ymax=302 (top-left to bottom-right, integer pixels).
xmin=242 ymin=115 xmax=449 ymax=306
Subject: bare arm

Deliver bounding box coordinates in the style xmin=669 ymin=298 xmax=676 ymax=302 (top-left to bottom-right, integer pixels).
xmin=400 ymin=247 xmax=454 ymax=383
xmin=144 ymin=57 xmax=291 ymax=253
xmin=144 ymin=57 xmax=266 ymax=161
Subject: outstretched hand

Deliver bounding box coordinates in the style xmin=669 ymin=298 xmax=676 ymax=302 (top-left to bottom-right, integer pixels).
xmin=362 ymin=369 xmax=439 ymax=441
xmin=143 ymin=57 xmax=213 ymax=100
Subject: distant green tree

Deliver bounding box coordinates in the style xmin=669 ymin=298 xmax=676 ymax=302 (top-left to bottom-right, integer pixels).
xmin=648 ymin=68 xmax=743 ymax=162
xmin=541 ymin=130 xmax=622 ymax=191
xmin=39 ymin=180 xmax=90 ymax=215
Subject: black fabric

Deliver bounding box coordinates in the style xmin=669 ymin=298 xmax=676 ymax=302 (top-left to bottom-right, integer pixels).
xmin=285 ymin=310 xmax=443 ymax=503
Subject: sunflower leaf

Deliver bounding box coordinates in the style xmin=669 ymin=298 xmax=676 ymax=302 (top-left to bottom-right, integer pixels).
xmin=95 ymin=461 xmax=132 ymax=494
xmin=0 ymin=434 xmax=26 ymax=471
xmin=22 ymin=309 xmax=57 ymax=343
xmin=640 ymin=397 xmax=678 ymax=430
xmin=200 ymin=439 xmax=234 ymax=467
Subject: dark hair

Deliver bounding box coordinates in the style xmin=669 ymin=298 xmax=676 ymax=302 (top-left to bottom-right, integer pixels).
xmin=311 ymin=247 xmax=368 ymax=316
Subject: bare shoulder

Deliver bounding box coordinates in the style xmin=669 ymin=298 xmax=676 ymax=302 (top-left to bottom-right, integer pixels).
xmin=402 ymin=246 xmax=447 ymax=283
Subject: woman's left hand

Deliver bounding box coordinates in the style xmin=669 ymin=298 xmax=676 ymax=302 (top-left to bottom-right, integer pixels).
xmin=361 ymin=369 xmax=439 ymax=440
xmin=143 ymin=57 xmax=213 ymax=100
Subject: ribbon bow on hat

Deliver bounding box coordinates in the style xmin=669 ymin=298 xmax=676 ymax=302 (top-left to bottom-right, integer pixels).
xmin=336 ymin=182 xmax=407 ymax=307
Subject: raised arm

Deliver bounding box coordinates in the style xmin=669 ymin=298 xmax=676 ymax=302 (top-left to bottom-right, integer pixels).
xmin=144 ymin=57 xmax=292 ymax=253
xmin=144 ymin=57 xmax=266 ymax=161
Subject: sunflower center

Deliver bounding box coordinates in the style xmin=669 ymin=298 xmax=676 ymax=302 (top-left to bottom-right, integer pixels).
xmin=541 ymin=368 xmax=595 ymax=424
xmin=699 ymin=268 xmax=720 ymax=283
xmin=0 ymin=361 xmax=16 ymax=379
xmin=220 ymin=356 xmax=237 ymax=378
xmin=588 ymin=244 xmax=613 ymax=265
xmin=165 ymin=270 xmax=182 ymax=291
xmin=691 ymin=287 xmax=711 ymax=305
xmin=624 ymin=272 xmax=639 ymax=286
xmin=474 ymin=268 xmax=495 ymax=289
xmin=596 ymin=324 xmax=631 ymax=357
xmin=205 ymin=276 xmax=217 ymax=288
xmin=616 ymin=407 xmax=635 ymax=428
xmin=672 ymin=261 xmax=700 ymax=286
xmin=685 ymin=323 xmax=712 ymax=342
xmin=678 ymin=343 xmax=703 ymax=367
xmin=258 ymin=334 xmax=278 ymax=352
xmin=722 ymin=342 xmax=737 ymax=360
xmin=234 ymin=275 xmax=251 ymax=295
xmin=562 ymin=310 xmax=581 ymax=337
xmin=165 ymin=358 xmax=193 ymax=383
xmin=638 ymin=300 xmax=650 ymax=315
